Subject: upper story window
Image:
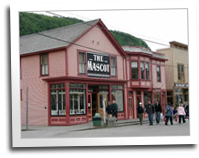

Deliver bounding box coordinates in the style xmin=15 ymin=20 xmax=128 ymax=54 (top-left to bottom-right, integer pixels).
xmin=157 ymin=66 xmax=161 ymax=82
xmin=41 ymin=53 xmax=48 ymax=76
xmin=79 ymin=52 xmax=86 ymax=74
xmin=141 ymin=62 xmax=145 ymax=79
xmin=145 ymin=62 xmax=150 ymax=80
xmin=111 ymin=56 xmax=117 ymax=76
xmin=131 ymin=61 xmax=138 ymax=79
xmin=178 ymin=64 xmax=184 ymax=82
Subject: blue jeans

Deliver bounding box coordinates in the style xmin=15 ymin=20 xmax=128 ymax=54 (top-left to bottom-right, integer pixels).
xmin=148 ymin=113 xmax=153 ymax=125
xmin=156 ymin=112 xmax=160 ymax=123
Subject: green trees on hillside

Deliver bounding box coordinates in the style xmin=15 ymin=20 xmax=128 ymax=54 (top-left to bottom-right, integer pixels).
xmin=20 ymin=12 xmax=150 ymax=49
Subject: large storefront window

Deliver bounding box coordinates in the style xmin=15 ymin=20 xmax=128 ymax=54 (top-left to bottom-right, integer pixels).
xmin=144 ymin=91 xmax=152 ymax=106
xmin=50 ymin=83 xmax=65 ymax=116
xmin=111 ymin=85 xmax=124 ymax=112
xmin=69 ymin=83 xmax=86 ymax=115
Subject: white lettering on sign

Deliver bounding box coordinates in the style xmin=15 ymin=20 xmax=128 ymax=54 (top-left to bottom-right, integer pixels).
xmin=87 ymin=61 xmax=110 ymax=73
xmin=93 ymin=55 xmax=104 ymax=62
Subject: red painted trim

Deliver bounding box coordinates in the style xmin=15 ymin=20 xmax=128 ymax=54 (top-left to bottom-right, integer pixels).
xmin=86 ymin=83 xmax=89 ymax=122
xmin=126 ymin=52 xmax=153 ymax=57
xmin=20 ymin=47 xmax=66 ymax=57
xmin=20 ymin=89 xmax=22 ymax=101
xmin=123 ymin=57 xmax=125 ymax=79
xmin=65 ymin=47 xmax=68 ymax=75
xmin=48 ymin=83 xmax=51 ymax=125
xmin=65 ymin=81 xmax=70 ymax=125
xmin=43 ymin=75 xmax=128 ymax=83
xmin=20 ymin=58 xmax=22 ymax=79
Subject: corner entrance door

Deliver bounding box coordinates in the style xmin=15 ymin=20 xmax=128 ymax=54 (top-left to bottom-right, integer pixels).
xmin=88 ymin=93 xmax=92 ymax=121
xmin=97 ymin=93 xmax=108 ymax=120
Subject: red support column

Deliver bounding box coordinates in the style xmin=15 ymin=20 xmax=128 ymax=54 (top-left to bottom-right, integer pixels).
xmin=65 ymin=81 xmax=70 ymax=125
xmin=86 ymin=83 xmax=89 ymax=123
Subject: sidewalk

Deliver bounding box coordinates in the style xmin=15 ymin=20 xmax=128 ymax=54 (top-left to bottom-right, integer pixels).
xmin=21 ymin=118 xmax=149 ymax=132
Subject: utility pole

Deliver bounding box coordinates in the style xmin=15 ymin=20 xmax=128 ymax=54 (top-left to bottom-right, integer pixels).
xmin=102 ymin=92 xmax=106 ymax=124
xmin=26 ymin=87 xmax=29 ymax=130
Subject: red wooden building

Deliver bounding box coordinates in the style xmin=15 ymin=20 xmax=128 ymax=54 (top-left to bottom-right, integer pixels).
xmin=20 ymin=19 xmax=168 ymax=126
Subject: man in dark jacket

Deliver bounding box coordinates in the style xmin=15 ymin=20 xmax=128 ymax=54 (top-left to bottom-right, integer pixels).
xmin=106 ymin=101 xmax=113 ymax=115
xmin=112 ymin=99 xmax=118 ymax=121
xmin=137 ymin=102 xmax=144 ymax=125
xmin=145 ymin=100 xmax=155 ymax=126
xmin=155 ymin=100 xmax=162 ymax=124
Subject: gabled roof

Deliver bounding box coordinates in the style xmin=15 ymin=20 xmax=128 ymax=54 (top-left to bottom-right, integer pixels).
xmin=20 ymin=19 xmax=99 ymax=55
xmin=20 ymin=19 xmax=126 ymax=57
xmin=122 ymin=46 xmax=153 ymax=55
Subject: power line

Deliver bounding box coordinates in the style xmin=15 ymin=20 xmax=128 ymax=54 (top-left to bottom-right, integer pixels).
xmin=36 ymin=32 xmax=188 ymax=69
xmin=45 ymin=11 xmax=170 ymax=47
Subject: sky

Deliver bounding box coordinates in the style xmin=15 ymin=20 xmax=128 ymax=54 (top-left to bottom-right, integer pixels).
xmin=34 ymin=9 xmax=188 ymax=51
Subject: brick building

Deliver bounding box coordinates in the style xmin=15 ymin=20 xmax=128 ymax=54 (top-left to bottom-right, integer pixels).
xmin=20 ymin=19 xmax=168 ymax=126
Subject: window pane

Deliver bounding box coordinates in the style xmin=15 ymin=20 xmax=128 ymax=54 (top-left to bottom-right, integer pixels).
xmin=111 ymin=90 xmax=124 ymax=112
xmin=79 ymin=52 xmax=85 ymax=62
xmin=111 ymin=57 xmax=116 ymax=66
xmin=157 ymin=66 xmax=161 ymax=82
xmin=111 ymin=85 xmax=123 ymax=89
xmin=131 ymin=61 xmax=138 ymax=79
xmin=129 ymin=91 xmax=133 ymax=95
xmin=50 ymin=88 xmax=65 ymax=116
xmin=99 ymin=85 xmax=109 ymax=89
xmin=145 ymin=62 xmax=149 ymax=80
xmin=181 ymin=65 xmax=184 ymax=73
xmin=111 ymin=67 xmax=116 ymax=76
xmin=70 ymin=89 xmax=86 ymax=115
xmin=41 ymin=54 xmax=48 ymax=64
xmin=69 ymin=83 xmax=86 ymax=88
xmin=141 ymin=62 xmax=145 ymax=79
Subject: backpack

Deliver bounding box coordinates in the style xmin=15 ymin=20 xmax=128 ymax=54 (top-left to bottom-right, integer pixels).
xmin=165 ymin=107 xmax=169 ymax=114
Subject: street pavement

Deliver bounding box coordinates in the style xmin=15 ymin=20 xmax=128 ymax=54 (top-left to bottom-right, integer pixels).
xmin=21 ymin=119 xmax=190 ymax=138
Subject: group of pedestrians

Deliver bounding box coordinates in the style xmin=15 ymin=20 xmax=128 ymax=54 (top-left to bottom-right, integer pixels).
xmin=106 ymin=99 xmax=118 ymax=121
xmin=137 ymin=100 xmax=162 ymax=126
xmin=137 ymin=100 xmax=189 ymax=126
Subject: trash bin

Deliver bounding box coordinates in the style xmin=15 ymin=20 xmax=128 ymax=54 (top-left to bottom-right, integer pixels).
xmin=93 ymin=113 xmax=102 ymax=127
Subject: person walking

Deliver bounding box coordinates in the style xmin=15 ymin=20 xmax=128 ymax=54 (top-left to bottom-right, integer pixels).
xmin=154 ymin=100 xmax=162 ymax=124
xmin=165 ymin=102 xmax=173 ymax=126
xmin=178 ymin=103 xmax=186 ymax=124
xmin=184 ymin=102 xmax=189 ymax=120
xmin=145 ymin=100 xmax=155 ymax=126
xmin=137 ymin=102 xmax=144 ymax=125
xmin=112 ymin=99 xmax=118 ymax=121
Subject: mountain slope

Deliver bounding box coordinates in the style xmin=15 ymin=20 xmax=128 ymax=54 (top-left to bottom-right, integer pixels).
xmin=20 ymin=12 xmax=150 ymax=49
